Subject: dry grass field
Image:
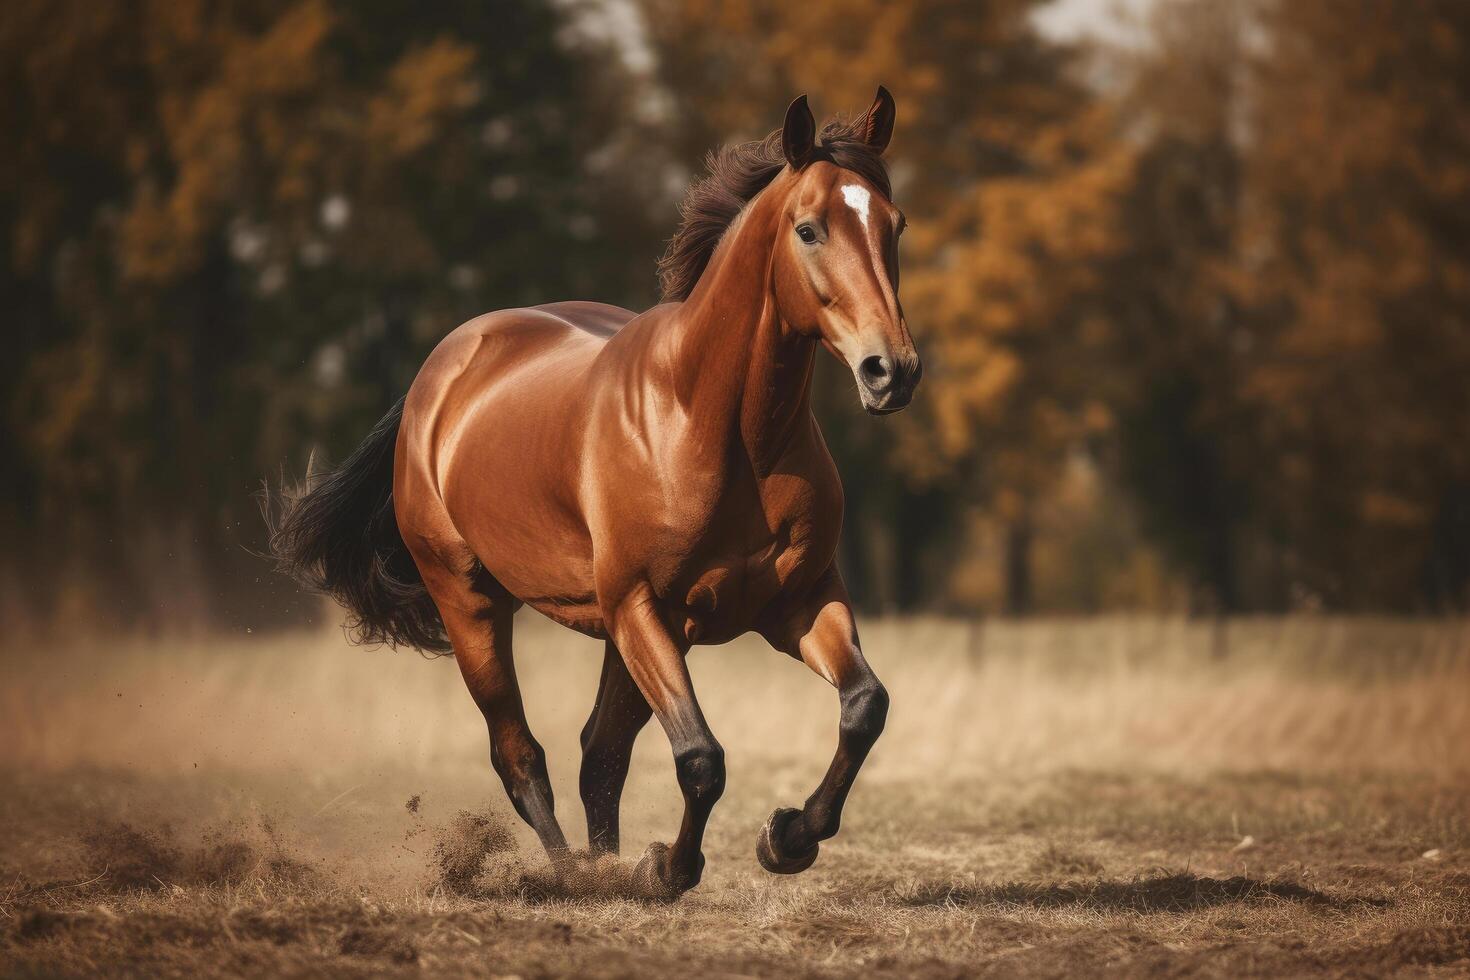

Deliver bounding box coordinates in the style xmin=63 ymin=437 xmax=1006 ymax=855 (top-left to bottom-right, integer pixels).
xmin=2 ymin=615 xmax=1468 ymax=978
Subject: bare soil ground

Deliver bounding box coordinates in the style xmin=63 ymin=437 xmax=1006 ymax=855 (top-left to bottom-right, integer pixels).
xmin=2 ymin=616 xmax=1468 ymax=977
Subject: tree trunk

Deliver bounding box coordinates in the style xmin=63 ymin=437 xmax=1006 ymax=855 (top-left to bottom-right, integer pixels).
xmin=1004 ymin=513 xmax=1033 ymax=616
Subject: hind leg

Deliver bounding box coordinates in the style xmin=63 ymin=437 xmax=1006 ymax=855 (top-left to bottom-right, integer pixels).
xmin=579 ymin=640 xmax=652 ymax=854
xmin=419 ymin=557 xmax=570 ymax=868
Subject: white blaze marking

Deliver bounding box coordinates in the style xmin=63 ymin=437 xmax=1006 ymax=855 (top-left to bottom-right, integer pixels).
xmin=841 ymin=183 xmax=871 ymax=231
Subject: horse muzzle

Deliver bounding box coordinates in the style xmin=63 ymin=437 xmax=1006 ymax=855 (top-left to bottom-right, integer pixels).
xmin=856 ymin=350 xmax=922 ymax=415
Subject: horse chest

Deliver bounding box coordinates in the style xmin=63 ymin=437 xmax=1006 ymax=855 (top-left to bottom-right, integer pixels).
xmin=672 ymin=483 xmax=837 ymax=645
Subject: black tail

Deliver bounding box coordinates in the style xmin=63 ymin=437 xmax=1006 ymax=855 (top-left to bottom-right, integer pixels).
xmin=264 ymin=397 xmax=449 ymax=653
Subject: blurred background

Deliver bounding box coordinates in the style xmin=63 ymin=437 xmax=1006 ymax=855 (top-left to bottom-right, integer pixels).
xmin=4 ymin=0 xmax=1468 ymax=637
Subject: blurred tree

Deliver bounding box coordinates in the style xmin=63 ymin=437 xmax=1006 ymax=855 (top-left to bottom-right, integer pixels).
xmin=1104 ymin=0 xmax=1266 ymax=613
xmin=1242 ymin=0 xmax=1470 ymax=609
xmin=1114 ymin=0 xmax=1470 ymax=611
xmin=9 ymin=0 xmax=1466 ymax=632
xmin=904 ymin=104 xmax=1132 ymax=613
xmin=1 ymin=0 xmax=668 ymax=632
xmin=639 ymin=0 xmax=1128 ymax=612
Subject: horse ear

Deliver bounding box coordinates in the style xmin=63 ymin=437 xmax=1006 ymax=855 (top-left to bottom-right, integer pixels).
xmin=861 ymin=85 xmax=896 ymax=154
xmin=782 ymin=95 xmax=816 ymax=169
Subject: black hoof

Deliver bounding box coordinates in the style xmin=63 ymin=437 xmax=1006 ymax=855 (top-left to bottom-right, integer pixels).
xmin=632 ymin=841 xmax=702 ymax=899
xmin=756 ymin=807 xmax=819 ymax=875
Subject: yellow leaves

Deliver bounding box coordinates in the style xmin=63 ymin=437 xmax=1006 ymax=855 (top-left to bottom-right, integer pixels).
xmin=903 ymin=121 xmax=1134 ymax=469
xmin=763 ymin=0 xmax=928 ymax=109
xmin=18 ymin=330 xmax=105 ymax=465
xmin=972 ymin=349 xmax=1025 ymax=415
xmin=8 ymin=184 xmax=62 ymax=276
xmin=229 ymin=1 xmax=336 ymax=97
xmin=1431 ymin=16 xmax=1463 ymax=58
xmin=915 ymin=126 xmax=1131 ymax=313
xmin=1360 ymin=491 xmax=1428 ymax=529
xmin=367 ymin=39 xmax=479 ymax=161
xmin=118 ymin=181 xmax=190 ymax=283
xmin=1082 ymin=400 xmax=1113 ymax=435
xmin=117 ymin=1 xmax=339 ymax=282
xmin=110 ymin=1 xmax=479 ymax=284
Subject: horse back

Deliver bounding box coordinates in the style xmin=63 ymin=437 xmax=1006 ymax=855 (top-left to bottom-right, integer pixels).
xmin=404 ymin=300 xmax=636 ymax=441
xmin=531 ymin=301 xmax=637 ymax=338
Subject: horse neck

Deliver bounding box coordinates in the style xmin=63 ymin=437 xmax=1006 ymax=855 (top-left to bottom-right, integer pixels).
xmin=665 ymin=186 xmax=815 ymax=473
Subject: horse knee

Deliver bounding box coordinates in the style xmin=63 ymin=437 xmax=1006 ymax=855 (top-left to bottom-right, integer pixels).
xmin=840 ymin=679 xmax=889 ymax=747
xmin=490 ymin=730 xmax=549 ymax=791
xmin=674 ymin=741 xmax=725 ymax=807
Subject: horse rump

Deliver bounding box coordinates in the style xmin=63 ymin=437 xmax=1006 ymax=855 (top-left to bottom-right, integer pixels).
xmin=263 ymin=397 xmax=449 ymax=653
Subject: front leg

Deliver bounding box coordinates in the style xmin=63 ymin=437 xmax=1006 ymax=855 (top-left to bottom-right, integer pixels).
xmin=757 ymin=566 xmax=888 ymax=874
xmin=605 ymin=585 xmax=725 ymax=897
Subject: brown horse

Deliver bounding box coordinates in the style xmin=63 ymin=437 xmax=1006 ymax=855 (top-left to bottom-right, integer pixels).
xmin=270 ymin=88 xmax=920 ymax=898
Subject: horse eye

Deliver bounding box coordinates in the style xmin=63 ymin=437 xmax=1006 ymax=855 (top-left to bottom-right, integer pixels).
xmin=796 ymin=224 xmax=818 ymax=244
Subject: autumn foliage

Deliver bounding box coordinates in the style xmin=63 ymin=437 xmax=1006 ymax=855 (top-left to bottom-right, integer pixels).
xmin=3 ymin=0 xmax=1467 ymax=631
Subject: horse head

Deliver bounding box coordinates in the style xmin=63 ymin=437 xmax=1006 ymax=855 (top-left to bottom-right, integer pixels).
xmin=771 ymin=87 xmax=921 ymax=414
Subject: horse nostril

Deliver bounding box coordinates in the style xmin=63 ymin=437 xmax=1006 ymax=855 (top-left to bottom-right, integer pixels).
xmin=860 ymin=355 xmax=892 ymax=390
